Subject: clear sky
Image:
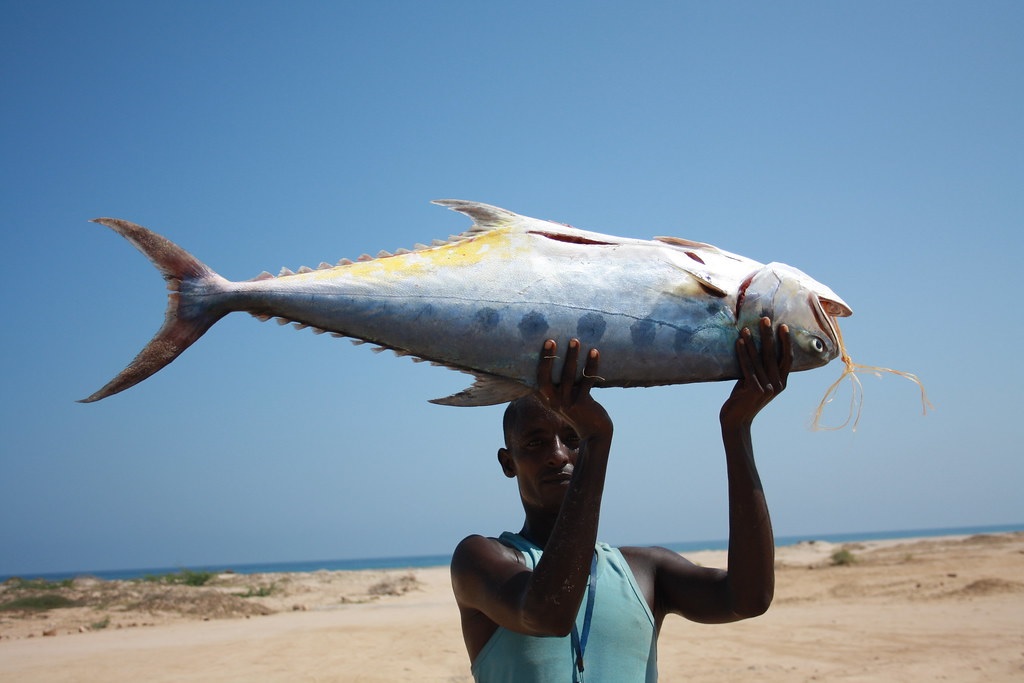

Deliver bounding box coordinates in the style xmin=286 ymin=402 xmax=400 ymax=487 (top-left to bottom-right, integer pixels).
xmin=2 ymin=2 xmax=1021 ymax=576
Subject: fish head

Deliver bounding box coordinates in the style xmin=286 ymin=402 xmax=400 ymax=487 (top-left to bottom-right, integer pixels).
xmin=739 ymin=262 xmax=853 ymax=373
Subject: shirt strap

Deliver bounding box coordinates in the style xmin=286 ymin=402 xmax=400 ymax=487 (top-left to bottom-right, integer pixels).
xmin=571 ymin=551 xmax=599 ymax=682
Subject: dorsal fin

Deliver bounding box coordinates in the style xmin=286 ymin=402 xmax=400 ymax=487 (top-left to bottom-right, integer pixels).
xmin=654 ymin=235 xmax=717 ymax=251
xmin=432 ymin=199 xmax=519 ymax=235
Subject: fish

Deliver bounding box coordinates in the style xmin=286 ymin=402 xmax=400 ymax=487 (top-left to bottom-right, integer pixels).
xmin=81 ymin=200 xmax=926 ymax=426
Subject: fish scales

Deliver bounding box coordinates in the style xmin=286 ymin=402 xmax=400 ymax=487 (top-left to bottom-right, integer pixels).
xmin=80 ymin=200 xmax=854 ymax=407
xmin=236 ymin=232 xmax=738 ymax=387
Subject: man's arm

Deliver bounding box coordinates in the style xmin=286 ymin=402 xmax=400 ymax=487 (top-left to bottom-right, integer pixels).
xmin=451 ymin=339 xmax=613 ymax=649
xmin=626 ymin=317 xmax=790 ymax=624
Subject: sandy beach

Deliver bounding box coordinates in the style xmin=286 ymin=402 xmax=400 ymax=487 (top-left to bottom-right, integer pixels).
xmin=2 ymin=531 xmax=1022 ymax=682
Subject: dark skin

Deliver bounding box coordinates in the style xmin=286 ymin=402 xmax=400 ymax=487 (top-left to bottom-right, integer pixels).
xmin=450 ymin=317 xmax=792 ymax=662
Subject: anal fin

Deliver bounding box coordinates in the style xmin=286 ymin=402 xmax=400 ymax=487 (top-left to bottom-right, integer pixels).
xmin=429 ymin=373 xmax=533 ymax=407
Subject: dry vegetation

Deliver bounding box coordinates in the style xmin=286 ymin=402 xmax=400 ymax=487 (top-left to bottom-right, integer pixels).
xmin=0 ymin=568 xmax=422 ymax=640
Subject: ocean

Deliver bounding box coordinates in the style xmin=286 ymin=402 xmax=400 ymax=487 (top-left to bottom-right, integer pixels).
xmin=6 ymin=523 xmax=1021 ymax=583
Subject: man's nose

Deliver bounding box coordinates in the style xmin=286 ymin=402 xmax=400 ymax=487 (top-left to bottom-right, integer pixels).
xmin=547 ymin=438 xmax=573 ymax=466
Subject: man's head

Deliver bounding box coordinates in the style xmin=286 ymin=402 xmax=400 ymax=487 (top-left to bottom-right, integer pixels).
xmin=498 ymin=395 xmax=580 ymax=512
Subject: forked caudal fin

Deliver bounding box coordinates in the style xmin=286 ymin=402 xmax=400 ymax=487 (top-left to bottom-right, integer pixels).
xmin=79 ymin=218 xmax=228 ymax=403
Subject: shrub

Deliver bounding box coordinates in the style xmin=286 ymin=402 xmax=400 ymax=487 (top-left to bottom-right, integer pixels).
xmin=237 ymin=584 xmax=275 ymax=598
xmin=140 ymin=569 xmax=215 ymax=586
xmin=4 ymin=577 xmax=73 ymax=591
xmin=0 ymin=594 xmax=78 ymax=612
xmin=368 ymin=573 xmax=419 ymax=596
xmin=831 ymin=548 xmax=858 ymax=566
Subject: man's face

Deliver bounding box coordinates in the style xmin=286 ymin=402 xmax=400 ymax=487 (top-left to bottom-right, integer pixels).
xmin=499 ymin=399 xmax=581 ymax=513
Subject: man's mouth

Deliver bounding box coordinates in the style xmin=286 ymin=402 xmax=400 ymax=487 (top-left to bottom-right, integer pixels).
xmin=543 ymin=470 xmax=573 ymax=484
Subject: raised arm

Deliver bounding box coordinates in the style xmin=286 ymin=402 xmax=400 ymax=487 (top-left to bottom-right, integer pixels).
xmin=626 ymin=317 xmax=790 ymax=624
xmin=522 ymin=339 xmax=613 ymax=631
xmin=716 ymin=317 xmax=790 ymax=616
xmin=451 ymin=339 xmax=613 ymax=657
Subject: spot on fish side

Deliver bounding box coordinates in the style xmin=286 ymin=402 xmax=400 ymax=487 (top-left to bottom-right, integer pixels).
xmin=630 ymin=319 xmax=657 ymax=348
xmin=576 ymin=313 xmax=607 ymax=344
xmin=474 ymin=307 xmax=500 ymax=330
xmin=673 ymin=327 xmax=695 ymax=352
xmin=518 ymin=311 xmax=549 ymax=340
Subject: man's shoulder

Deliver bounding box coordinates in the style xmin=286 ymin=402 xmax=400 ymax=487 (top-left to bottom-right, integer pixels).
xmin=450 ymin=534 xmax=529 ymax=613
xmin=452 ymin=533 xmax=498 ymax=561
xmin=619 ymin=544 xmax=726 ymax=586
xmin=618 ymin=543 xmax=680 ymax=562
xmin=451 ymin=534 xmax=523 ymax=571
xmin=618 ymin=544 xmax=702 ymax=578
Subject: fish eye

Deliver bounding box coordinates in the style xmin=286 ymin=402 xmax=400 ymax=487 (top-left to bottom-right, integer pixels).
xmin=809 ymin=337 xmax=826 ymax=354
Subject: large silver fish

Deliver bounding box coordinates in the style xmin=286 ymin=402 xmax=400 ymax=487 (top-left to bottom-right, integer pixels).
xmin=82 ymin=200 xmax=856 ymax=407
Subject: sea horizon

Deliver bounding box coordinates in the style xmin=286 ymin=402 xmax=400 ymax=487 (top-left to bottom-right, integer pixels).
xmin=6 ymin=522 xmax=1021 ymax=583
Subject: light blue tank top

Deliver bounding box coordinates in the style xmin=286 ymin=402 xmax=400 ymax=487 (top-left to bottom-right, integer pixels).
xmin=471 ymin=532 xmax=658 ymax=682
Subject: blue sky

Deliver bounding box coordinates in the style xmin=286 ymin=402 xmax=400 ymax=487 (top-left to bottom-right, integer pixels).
xmin=2 ymin=2 xmax=1021 ymax=576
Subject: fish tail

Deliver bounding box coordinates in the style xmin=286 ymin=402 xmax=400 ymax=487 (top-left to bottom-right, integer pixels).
xmin=79 ymin=218 xmax=229 ymax=403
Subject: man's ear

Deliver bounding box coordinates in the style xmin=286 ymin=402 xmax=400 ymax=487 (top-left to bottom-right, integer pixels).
xmin=497 ymin=448 xmax=516 ymax=478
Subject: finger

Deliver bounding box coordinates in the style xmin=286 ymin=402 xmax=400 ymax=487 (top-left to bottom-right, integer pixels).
xmin=579 ymin=347 xmax=600 ymax=395
xmin=759 ymin=317 xmax=781 ymax=390
xmin=537 ymin=339 xmax=556 ymax=393
xmin=561 ymin=338 xmax=581 ymax=402
xmin=745 ymin=323 xmax=770 ymax=391
xmin=736 ymin=329 xmax=761 ymax=391
xmin=777 ymin=324 xmax=792 ymax=388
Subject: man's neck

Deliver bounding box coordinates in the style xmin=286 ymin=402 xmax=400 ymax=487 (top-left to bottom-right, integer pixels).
xmin=519 ymin=514 xmax=557 ymax=549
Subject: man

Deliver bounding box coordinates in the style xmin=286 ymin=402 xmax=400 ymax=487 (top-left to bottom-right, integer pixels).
xmin=451 ymin=317 xmax=792 ymax=682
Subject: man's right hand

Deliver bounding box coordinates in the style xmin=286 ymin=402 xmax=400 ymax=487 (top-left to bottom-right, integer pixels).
xmin=535 ymin=338 xmax=612 ymax=442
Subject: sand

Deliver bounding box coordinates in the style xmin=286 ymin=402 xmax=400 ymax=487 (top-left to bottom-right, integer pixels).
xmin=2 ymin=532 xmax=1022 ymax=682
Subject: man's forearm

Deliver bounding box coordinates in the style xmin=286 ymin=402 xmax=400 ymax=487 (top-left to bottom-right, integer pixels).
xmin=521 ymin=437 xmax=611 ymax=634
xmin=721 ymin=422 xmax=775 ymax=618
